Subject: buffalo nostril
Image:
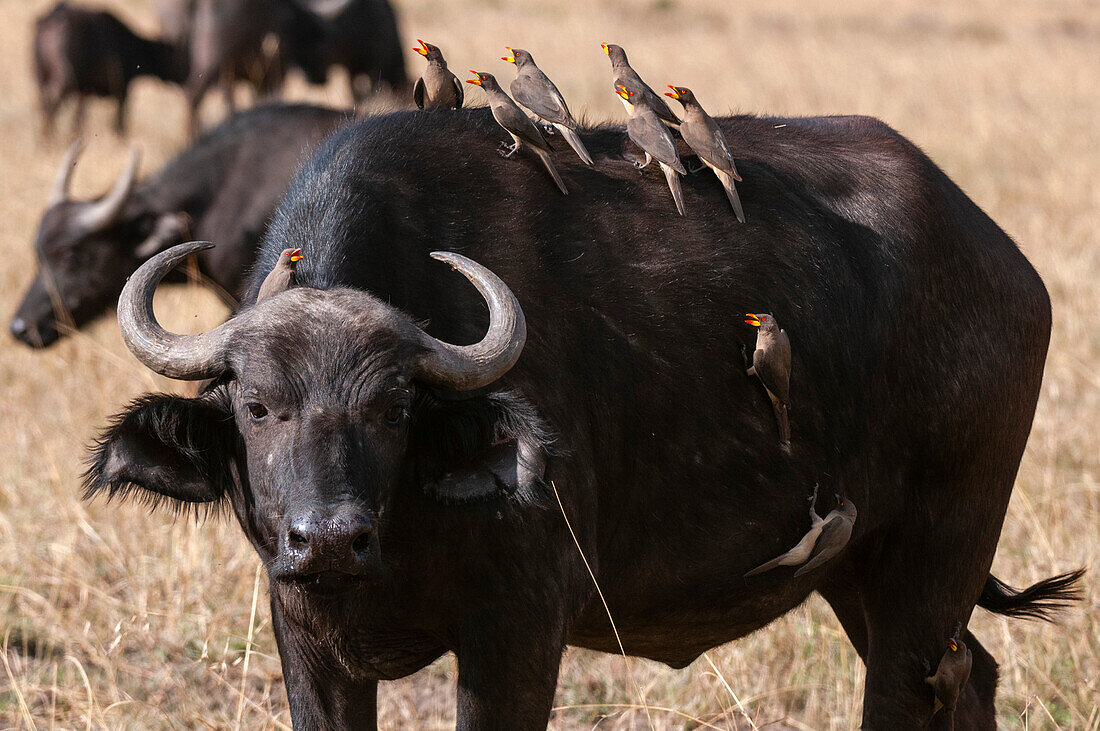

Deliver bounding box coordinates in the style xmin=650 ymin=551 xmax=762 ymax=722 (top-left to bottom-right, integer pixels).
xmin=351 ymin=529 xmax=373 ymax=554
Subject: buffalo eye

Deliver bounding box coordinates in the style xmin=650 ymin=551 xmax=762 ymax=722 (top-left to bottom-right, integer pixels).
xmin=383 ymin=404 xmax=406 ymax=425
xmin=247 ymin=403 xmax=268 ymax=421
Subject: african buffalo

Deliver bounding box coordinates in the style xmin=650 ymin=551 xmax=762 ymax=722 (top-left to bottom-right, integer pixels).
xmin=33 ymin=1 xmax=186 ymax=136
xmin=182 ymin=0 xmax=405 ymax=138
xmin=86 ymin=109 xmax=1082 ymax=729
xmin=282 ymin=0 xmax=409 ymax=103
xmin=11 ymin=103 xmax=347 ymax=348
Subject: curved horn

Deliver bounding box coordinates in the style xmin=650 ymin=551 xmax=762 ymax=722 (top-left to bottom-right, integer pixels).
xmin=415 ymin=252 xmax=527 ymax=390
xmin=49 ymin=139 xmax=84 ymax=206
xmin=75 ymin=148 xmax=140 ymax=232
xmin=118 ymin=241 xmax=236 ymax=380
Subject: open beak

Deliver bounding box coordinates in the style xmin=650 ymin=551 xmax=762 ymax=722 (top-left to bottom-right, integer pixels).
xmin=949 ymin=640 xmax=958 ymax=652
xmin=601 ymin=42 xmax=610 ymax=55
xmin=289 ymin=248 xmax=303 ymax=263
xmin=466 ymin=71 xmax=482 ymax=85
xmin=744 ymin=313 xmax=761 ymax=327
xmin=614 ymin=84 xmax=629 ymax=100
xmin=414 ymin=39 xmax=428 ymax=56
xmin=665 ymin=85 xmax=680 ymax=99
xmin=502 ymin=47 xmax=515 ymax=63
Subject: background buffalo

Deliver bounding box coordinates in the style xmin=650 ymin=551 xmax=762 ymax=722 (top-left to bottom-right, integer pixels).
xmin=1 ymin=0 xmax=1095 ymax=727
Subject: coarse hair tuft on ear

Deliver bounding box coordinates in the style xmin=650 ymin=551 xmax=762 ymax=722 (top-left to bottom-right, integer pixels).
xmin=82 ymin=387 xmax=238 ymax=519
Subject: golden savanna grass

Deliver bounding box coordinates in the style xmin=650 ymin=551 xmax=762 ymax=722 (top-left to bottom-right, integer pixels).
xmin=1 ymin=0 xmax=1097 ymax=727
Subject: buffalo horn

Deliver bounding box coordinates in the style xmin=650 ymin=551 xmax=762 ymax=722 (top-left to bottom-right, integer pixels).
xmin=75 ymin=148 xmax=140 ymax=232
xmin=415 ymin=252 xmax=527 ymax=390
xmin=48 ymin=139 xmax=84 ymax=207
xmin=118 ymin=241 xmax=235 ymax=380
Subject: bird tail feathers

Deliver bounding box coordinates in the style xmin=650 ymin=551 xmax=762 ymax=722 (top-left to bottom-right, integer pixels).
xmin=771 ymin=401 xmax=790 ymax=446
xmin=715 ymin=169 xmax=746 ymax=223
xmin=534 ymin=148 xmax=568 ymax=195
xmin=661 ymin=163 xmax=686 ymax=216
xmin=745 ymin=555 xmax=787 ymax=577
xmin=556 ymin=124 xmax=593 ymax=166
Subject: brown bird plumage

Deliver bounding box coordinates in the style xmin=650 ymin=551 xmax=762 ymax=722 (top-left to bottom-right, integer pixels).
xmin=665 ymin=85 xmax=746 ymax=222
xmin=792 ymin=493 xmax=856 ymax=576
xmin=745 ymin=483 xmax=826 ymax=576
xmin=502 ymin=47 xmax=593 ymax=166
xmin=257 ymin=248 xmax=301 ymax=302
xmin=745 ymin=312 xmax=791 ymax=447
xmin=616 ymin=82 xmax=686 ymax=216
xmin=413 ymin=40 xmax=463 ymax=110
xmin=467 ymin=71 xmax=568 ymax=195
xmin=602 ymin=43 xmax=680 ymax=128
xmin=926 ymin=625 xmax=973 ymax=717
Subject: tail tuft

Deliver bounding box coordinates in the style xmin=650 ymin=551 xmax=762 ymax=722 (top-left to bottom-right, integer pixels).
xmin=978 ymin=569 xmax=1085 ymax=621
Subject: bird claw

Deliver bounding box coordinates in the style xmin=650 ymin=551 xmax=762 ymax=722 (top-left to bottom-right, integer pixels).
xmin=809 ymin=482 xmax=820 ymax=504
xmin=687 ymin=161 xmax=707 ymax=174
xmin=542 ymin=124 xmax=557 ymax=136
xmin=497 ymin=143 xmax=518 ymax=159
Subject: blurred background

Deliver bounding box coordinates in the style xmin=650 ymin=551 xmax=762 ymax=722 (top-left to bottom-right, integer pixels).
xmin=0 ymin=0 xmax=1096 ymax=727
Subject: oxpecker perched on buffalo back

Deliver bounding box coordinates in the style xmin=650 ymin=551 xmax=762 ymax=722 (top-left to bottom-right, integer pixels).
xmin=617 ymin=82 xmax=686 ymax=216
xmin=666 ymin=85 xmax=746 ymax=222
xmin=502 ymin=47 xmax=593 ymax=166
xmin=467 ymin=71 xmax=568 ymax=195
xmin=413 ymin=39 xmax=463 ymax=110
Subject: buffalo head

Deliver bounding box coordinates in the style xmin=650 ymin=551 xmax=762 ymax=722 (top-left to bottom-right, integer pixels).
xmin=11 ymin=143 xmax=186 ymax=347
xmin=85 ymin=242 xmax=534 ymax=595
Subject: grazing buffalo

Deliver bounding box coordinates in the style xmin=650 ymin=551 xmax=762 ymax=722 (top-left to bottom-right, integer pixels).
xmin=86 ymin=109 xmax=1082 ymax=729
xmin=33 ymin=1 xmax=186 ymax=136
xmin=11 ymin=103 xmax=347 ymax=348
xmin=283 ymin=0 xmax=409 ymax=103
xmin=182 ymin=0 xmax=405 ymax=138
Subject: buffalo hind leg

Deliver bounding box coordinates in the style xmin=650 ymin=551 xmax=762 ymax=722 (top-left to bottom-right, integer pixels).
xmin=858 ymin=501 xmax=1002 ymax=729
xmin=455 ymin=631 xmax=564 ymax=730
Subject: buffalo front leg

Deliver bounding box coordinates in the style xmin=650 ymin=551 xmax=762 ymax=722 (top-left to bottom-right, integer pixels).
xmin=455 ymin=630 xmax=564 ymax=730
xmin=271 ymin=598 xmax=378 ymax=729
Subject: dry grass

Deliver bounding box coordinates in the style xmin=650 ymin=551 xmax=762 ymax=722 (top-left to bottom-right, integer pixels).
xmin=1 ymin=0 xmax=1097 ymax=727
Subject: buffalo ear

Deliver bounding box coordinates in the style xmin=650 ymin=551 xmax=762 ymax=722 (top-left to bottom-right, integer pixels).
xmin=134 ymin=212 xmax=188 ymax=259
xmin=83 ymin=388 xmax=237 ymax=512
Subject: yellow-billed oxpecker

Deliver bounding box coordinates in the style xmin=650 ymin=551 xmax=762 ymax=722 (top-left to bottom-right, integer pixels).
xmin=790 ymin=493 xmax=856 ymax=577
xmin=926 ymin=625 xmax=973 ymax=716
xmin=666 ymin=85 xmax=745 ymax=222
xmin=413 ymin=39 xmax=463 ymax=110
xmin=501 ymin=47 xmax=593 ymax=166
xmin=257 ymin=248 xmax=302 ymax=302
xmin=616 ymin=82 xmax=686 ymax=215
xmin=745 ymin=483 xmax=828 ymax=576
xmin=602 ymin=43 xmax=679 ymax=128
xmin=745 ymin=312 xmax=791 ymax=447
xmin=468 ymin=71 xmax=568 ymax=195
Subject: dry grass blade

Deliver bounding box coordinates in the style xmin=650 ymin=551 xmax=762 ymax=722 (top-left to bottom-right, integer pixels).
xmin=550 ymin=481 xmax=655 ymax=730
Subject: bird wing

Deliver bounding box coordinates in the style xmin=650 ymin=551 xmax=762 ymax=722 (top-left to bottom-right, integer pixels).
xmin=745 ymin=519 xmax=825 ymax=576
xmin=681 ymin=118 xmax=734 ymax=174
xmin=511 ymin=72 xmax=571 ymax=126
xmin=413 ymin=77 xmax=426 ymax=109
xmin=793 ymin=512 xmax=854 ymax=576
xmin=627 ymin=112 xmax=684 ymax=172
xmin=493 ymin=98 xmax=552 ymax=152
xmin=451 ymin=74 xmax=464 ymax=109
xmin=753 ymin=344 xmax=789 ymax=406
